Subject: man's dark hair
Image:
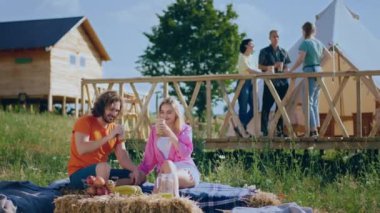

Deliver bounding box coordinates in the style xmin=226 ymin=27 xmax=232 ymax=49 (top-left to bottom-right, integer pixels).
xmin=269 ymin=30 xmax=278 ymax=38
xmin=91 ymin=90 xmax=123 ymax=117
xmin=239 ymin=38 xmax=253 ymax=54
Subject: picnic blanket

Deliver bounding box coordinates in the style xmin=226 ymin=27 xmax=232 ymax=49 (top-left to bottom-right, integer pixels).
xmin=232 ymin=202 xmax=313 ymax=213
xmin=1 ymin=179 xmax=256 ymax=213
xmin=0 ymin=181 xmax=60 ymax=213
xmin=141 ymin=182 xmax=256 ymax=212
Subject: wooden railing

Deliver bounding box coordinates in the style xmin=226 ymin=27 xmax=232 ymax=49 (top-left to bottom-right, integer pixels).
xmin=81 ymin=70 xmax=380 ymax=140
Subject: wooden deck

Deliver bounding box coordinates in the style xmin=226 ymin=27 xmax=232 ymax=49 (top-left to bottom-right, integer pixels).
xmin=81 ymin=70 xmax=380 ymax=150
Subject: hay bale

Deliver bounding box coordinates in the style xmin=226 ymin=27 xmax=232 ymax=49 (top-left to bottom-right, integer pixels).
xmin=54 ymin=194 xmax=202 ymax=213
xmin=244 ymin=191 xmax=281 ymax=207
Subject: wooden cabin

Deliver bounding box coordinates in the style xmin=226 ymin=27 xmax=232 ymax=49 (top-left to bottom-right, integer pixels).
xmin=0 ymin=16 xmax=110 ymax=114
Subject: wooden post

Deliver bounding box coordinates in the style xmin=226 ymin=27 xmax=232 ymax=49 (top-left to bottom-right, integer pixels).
xmin=163 ymin=82 xmax=169 ymax=98
xmin=206 ymin=80 xmax=212 ymax=138
xmin=81 ymin=81 xmax=85 ymax=116
xmin=356 ymin=76 xmax=362 ymax=137
xmin=119 ymin=83 xmax=125 ymax=124
xmin=252 ymin=77 xmax=260 ymax=136
xmin=48 ymin=93 xmax=53 ymax=112
xmin=318 ymin=78 xmax=349 ymax=137
xmin=62 ymin=96 xmax=67 ymax=115
xmin=303 ymin=79 xmax=310 ymax=136
xmin=75 ymin=97 xmax=79 ymax=118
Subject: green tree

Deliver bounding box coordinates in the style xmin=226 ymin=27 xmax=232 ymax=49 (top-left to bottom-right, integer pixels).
xmin=137 ymin=0 xmax=244 ymax=118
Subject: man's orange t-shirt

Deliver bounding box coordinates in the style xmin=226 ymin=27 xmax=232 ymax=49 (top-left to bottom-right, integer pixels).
xmin=67 ymin=115 xmax=120 ymax=176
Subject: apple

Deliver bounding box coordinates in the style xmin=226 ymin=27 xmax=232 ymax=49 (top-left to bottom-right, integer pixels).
xmin=86 ymin=186 xmax=96 ymax=196
xmin=94 ymin=176 xmax=106 ymax=187
xmin=86 ymin=175 xmax=96 ymax=186
xmin=96 ymin=186 xmax=108 ymax=195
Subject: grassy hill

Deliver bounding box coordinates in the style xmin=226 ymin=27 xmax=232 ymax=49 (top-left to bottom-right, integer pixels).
xmin=0 ymin=110 xmax=379 ymax=212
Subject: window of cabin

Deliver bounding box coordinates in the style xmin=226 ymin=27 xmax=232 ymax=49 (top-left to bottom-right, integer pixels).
xmin=15 ymin=57 xmax=32 ymax=64
xmin=79 ymin=56 xmax=86 ymax=68
xmin=69 ymin=54 xmax=76 ymax=65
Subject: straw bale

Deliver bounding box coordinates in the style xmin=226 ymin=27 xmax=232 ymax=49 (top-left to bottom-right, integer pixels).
xmin=244 ymin=191 xmax=281 ymax=207
xmin=54 ymin=194 xmax=202 ymax=213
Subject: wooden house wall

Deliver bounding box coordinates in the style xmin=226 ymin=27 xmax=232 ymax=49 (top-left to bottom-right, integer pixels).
xmin=50 ymin=26 xmax=103 ymax=99
xmin=0 ymin=50 xmax=50 ymax=98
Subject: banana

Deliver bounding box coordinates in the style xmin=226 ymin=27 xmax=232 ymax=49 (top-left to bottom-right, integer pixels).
xmin=114 ymin=185 xmax=143 ymax=195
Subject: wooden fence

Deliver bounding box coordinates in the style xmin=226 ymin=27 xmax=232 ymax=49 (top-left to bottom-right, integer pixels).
xmin=81 ymin=70 xmax=380 ymax=149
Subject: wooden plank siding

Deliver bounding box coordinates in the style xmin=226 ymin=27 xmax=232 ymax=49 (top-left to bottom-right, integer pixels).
xmin=0 ymin=50 xmax=50 ymax=97
xmin=50 ymin=26 xmax=102 ymax=99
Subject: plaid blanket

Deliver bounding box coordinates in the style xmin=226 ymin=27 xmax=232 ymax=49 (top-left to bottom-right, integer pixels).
xmin=141 ymin=182 xmax=256 ymax=212
xmin=0 ymin=181 xmax=60 ymax=213
xmin=0 ymin=179 xmax=255 ymax=213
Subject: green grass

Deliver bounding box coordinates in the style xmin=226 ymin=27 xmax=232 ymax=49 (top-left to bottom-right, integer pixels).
xmin=0 ymin=110 xmax=74 ymax=185
xmin=0 ymin=110 xmax=379 ymax=212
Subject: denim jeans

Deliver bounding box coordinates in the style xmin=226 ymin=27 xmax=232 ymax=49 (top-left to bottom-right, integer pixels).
xmin=303 ymin=66 xmax=322 ymax=129
xmin=69 ymin=164 xmax=131 ymax=189
xmin=261 ymin=79 xmax=289 ymax=136
xmin=237 ymin=80 xmax=253 ymax=129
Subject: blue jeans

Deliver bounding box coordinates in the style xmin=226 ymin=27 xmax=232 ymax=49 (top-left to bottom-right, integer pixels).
xmin=303 ymin=66 xmax=321 ymax=129
xmin=237 ymin=80 xmax=253 ymax=129
xmin=69 ymin=164 xmax=131 ymax=189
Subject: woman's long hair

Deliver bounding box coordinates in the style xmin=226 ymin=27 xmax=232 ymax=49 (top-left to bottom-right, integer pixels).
xmin=158 ymin=97 xmax=184 ymax=134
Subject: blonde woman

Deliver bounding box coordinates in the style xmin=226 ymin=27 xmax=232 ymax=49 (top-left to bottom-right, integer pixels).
xmin=138 ymin=97 xmax=200 ymax=194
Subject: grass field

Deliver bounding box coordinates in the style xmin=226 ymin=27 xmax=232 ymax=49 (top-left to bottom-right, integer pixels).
xmin=0 ymin=110 xmax=379 ymax=212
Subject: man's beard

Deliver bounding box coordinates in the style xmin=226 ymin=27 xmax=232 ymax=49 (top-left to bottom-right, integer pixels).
xmin=102 ymin=114 xmax=115 ymax=123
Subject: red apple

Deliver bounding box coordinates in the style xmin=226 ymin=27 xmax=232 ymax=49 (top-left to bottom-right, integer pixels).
xmin=94 ymin=176 xmax=106 ymax=187
xmin=86 ymin=175 xmax=96 ymax=186
xmin=96 ymin=186 xmax=107 ymax=195
xmin=86 ymin=186 xmax=96 ymax=196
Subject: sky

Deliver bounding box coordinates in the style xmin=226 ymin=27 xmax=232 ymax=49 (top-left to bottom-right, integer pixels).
xmin=1 ymin=0 xmax=380 ymax=80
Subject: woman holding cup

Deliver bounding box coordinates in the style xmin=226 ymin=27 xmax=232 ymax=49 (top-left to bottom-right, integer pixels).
xmin=138 ymin=97 xmax=200 ymax=196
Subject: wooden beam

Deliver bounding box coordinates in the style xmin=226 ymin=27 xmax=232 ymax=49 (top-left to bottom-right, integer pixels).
xmin=319 ymin=76 xmax=349 ymax=136
xmin=131 ymin=83 xmax=157 ymax=133
xmin=269 ymin=78 xmax=296 ymax=137
xmin=48 ymin=93 xmax=53 ymax=112
xmin=85 ymin=84 xmax=93 ymax=112
xmin=172 ymin=82 xmax=191 ymax=120
xmin=252 ymin=78 xmax=260 ymax=136
xmin=163 ymin=82 xmax=169 ymax=98
xmin=218 ymin=80 xmax=246 ymax=138
xmin=317 ymin=78 xmax=349 ymax=137
xmin=303 ymin=79 xmax=310 ymax=136
xmin=81 ymin=81 xmax=85 ymax=116
xmin=107 ymin=83 xmax=115 ymax=91
xmin=62 ymin=96 xmax=67 ymax=115
xmin=219 ymin=80 xmax=244 ymax=137
xmin=204 ymin=138 xmax=380 ymax=150
xmin=92 ymin=83 xmax=99 ymax=97
xmin=264 ymin=79 xmax=295 ymax=138
xmin=81 ymin=70 xmax=380 ymax=85
xmin=206 ymin=80 xmax=212 ymax=139
xmin=119 ymin=83 xmax=125 ymax=124
xmin=75 ymin=97 xmax=79 ymax=118
xmin=356 ymin=76 xmax=362 ymax=137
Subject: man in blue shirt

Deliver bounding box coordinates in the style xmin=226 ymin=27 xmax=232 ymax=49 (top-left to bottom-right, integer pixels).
xmin=259 ymin=30 xmax=291 ymax=137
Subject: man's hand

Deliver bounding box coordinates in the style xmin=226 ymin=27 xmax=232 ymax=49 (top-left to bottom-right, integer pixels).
xmin=130 ymin=168 xmax=146 ymax=185
xmin=110 ymin=124 xmax=125 ymax=140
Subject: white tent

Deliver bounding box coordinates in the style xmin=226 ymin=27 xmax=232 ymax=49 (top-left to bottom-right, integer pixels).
xmin=288 ymin=0 xmax=380 ymax=78
xmin=286 ymin=0 xmax=380 ymax=136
